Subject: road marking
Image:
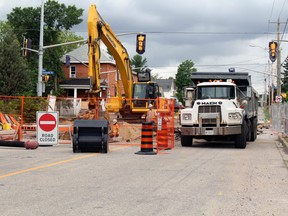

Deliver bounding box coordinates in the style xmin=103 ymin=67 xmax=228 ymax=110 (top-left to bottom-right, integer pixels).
xmin=0 ymin=146 xmax=130 ymax=180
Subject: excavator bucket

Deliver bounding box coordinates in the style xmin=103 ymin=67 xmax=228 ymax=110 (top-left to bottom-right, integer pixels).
xmin=73 ymin=119 xmax=109 ymax=153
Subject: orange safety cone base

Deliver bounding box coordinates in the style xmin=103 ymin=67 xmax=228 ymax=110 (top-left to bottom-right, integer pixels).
xmin=135 ymin=150 xmax=157 ymax=155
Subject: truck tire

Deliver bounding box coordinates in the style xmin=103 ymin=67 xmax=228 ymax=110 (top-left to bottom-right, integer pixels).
xmin=247 ymin=120 xmax=252 ymax=141
xmin=250 ymin=118 xmax=257 ymax=142
xmin=235 ymin=120 xmax=247 ymax=148
xmin=181 ymin=135 xmax=193 ymax=147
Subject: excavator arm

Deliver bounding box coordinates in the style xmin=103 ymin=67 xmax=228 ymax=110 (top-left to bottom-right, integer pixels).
xmin=87 ymin=6 xmax=101 ymax=97
xmin=87 ymin=4 xmax=133 ymax=99
xmin=87 ymin=4 xmax=165 ymax=119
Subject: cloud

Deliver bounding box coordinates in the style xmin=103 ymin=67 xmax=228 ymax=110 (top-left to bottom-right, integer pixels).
xmin=0 ymin=0 xmax=286 ymax=94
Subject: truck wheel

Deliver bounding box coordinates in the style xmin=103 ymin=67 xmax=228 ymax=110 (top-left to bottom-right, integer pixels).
xmin=181 ymin=135 xmax=193 ymax=147
xmin=250 ymin=118 xmax=257 ymax=142
xmin=247 ymin=120 xmax=252 ymax=141
xmin=235 ymin=120 xmax=247 ymax=148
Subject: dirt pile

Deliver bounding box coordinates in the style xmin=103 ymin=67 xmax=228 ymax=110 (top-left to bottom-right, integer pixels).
xmin=118 ymin=122 xmax=142 ymax=142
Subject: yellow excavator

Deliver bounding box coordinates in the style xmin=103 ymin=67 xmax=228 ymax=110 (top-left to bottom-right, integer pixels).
xmin=87 ymin=4 xmax=163 ymax=119
xmin=73 ymin=4 xmax=165 ymax=153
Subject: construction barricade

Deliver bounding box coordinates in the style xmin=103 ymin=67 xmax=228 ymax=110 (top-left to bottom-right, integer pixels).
xmin=0 ymin=96 xmax=175 ymax=152
xmin=155 ymin=98 xmax=175 ymax=153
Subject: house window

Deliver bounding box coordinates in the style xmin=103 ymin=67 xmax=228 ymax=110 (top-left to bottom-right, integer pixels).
xmin=70 ymin=66 xmax=76 ymax=78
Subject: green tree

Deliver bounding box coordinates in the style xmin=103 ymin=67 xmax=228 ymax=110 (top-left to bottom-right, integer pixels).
xmin=175 ymin=59 xmax=197 ymax=103
xmin=281 ymin=59 xmax=288 ymax=102
xmin=0 ymin=22 xmax=32 ymax=95
xmin=130 ymin=54 xmax=148 ymax=73
xmin=6 ymin=0 xmax=84 ymax=95
xmin=58 ymin=30 xmax=85 ymax=54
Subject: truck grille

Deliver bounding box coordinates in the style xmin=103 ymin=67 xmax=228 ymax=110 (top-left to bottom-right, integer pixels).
xmin=198 ymin=105 xmax=221 ymax=126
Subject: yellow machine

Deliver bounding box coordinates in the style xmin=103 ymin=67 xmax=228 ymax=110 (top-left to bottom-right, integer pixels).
xmin=73 ymin=4 xmax=167 ymax=154
xmin=88 ymin=4 xmax=163 ymax=119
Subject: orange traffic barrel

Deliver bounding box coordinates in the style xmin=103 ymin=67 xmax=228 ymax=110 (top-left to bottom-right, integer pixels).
xmin=157 ymin=122 xmax=169 ymax=149
xmin=135 ymin=122 xmax=156 ymax=155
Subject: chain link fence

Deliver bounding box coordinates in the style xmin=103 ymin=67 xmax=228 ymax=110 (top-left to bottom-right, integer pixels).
xmin=271 ymin=103 xmax=288 ymax=134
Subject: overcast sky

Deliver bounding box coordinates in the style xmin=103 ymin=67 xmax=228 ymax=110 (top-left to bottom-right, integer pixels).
xmin=1 ymin=0 xmax=288 ymax=94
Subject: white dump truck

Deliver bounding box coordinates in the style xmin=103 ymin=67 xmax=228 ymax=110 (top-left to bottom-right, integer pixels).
xmin=180 ymin=72 xmax=258 ymax=148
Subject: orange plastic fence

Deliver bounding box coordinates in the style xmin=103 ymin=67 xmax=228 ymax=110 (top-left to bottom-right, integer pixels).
xmin=155 ymin=98 xmax=175 ymax=153
xmin=0 ymin=95 xmax=175 ymax=150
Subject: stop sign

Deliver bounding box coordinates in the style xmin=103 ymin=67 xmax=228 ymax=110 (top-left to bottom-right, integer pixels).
xmin=39 ymin=113 xmax=56 ymax=132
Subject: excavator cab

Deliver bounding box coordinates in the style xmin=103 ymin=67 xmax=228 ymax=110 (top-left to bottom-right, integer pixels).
xmin=132 ymin=82 xmax=160 ymax=108
xmin=130 ymin=69 xmax=161 ymax=111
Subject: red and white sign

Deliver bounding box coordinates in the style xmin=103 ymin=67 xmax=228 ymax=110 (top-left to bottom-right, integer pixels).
xmin=37 ymin=111 xmax=58 ymax=145
xmin=275 ymin=96 xmax=282 ymax=103
xmin=39 ymin=113 xmax=56 ymax=131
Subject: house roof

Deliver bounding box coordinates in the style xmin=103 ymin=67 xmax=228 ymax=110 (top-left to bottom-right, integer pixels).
xmin=59 ymin=78 xmax=108 ymax=88
xmin=60 ymin=45 xmax=116 ymax=65
xmin=60 ymin=78 xmax=89 ymax=86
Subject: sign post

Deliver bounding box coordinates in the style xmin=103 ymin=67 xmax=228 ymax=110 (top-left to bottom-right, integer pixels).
xmin=37 ymin=111 xmax=59 ymax=145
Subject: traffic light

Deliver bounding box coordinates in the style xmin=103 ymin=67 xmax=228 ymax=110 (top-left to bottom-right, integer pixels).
xmin=23 ymin=38 xmax=32 ymax=57
xmin=136 ymin=34 xmax=146 ymax=54
xmin=65 ymin=55 xmax=71 ymax=68
xmin=269 ymin=41 xmax=277 ymax=62
xmin=42 ymin=75 xmax=49 ymax=82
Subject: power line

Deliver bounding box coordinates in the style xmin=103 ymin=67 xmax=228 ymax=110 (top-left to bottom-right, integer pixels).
xmin=280 ymin=17 xmax=288 ymax=43
xmin=74 ymin=30 xmax=278 ymax=36
xmin=279 ymin=0 xmax=288 ymax=17
xmin=269 ymin=0 xmax=276 ymax=22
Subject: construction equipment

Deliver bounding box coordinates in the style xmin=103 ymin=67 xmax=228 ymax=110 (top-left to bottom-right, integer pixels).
xmin=73 ymin=120 xmax=108 ymax=153
xmin=87 ymin=4 xmax=163 ymax=119
xmin=180 ymin=72 xmax=258 ymax=148
xmin=73 ymin=4 xmax=164 ymax=153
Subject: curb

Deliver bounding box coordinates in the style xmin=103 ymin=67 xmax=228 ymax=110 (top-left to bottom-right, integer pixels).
xmin=278 ymin=135 xmax=288 ymax=149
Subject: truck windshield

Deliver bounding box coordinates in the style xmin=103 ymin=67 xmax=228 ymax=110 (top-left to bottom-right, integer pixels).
xmin=197 ymin=86 xmax=235 ymax=99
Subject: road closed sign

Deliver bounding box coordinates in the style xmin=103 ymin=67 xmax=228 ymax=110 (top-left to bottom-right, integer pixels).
xmin=37 ymin=111 xmax=59 ymax=145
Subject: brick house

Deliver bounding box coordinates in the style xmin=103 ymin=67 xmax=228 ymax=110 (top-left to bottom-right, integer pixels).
xmin=59 ymin=45 xmax=136 ymax=99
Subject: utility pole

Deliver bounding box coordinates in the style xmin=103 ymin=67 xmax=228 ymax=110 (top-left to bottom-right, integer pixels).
xmin=264 ymin=77 xmax=267 ymax=108
xmin=37 ymin=0 xmax=44 ymax=96
xmin=276 ymin=17 xmax=281 ymax=97
xmin=271 ymin=62 xmax=275 ymax=103
xmin=268 ymin=61 xmax=271 ymax=113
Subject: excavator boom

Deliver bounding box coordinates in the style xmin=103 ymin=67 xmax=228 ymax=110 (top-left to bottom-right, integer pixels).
xmin=88 ymin=5 xmax=133 ymax=99
xmin=87 ymin=6 xmax=101 ymax=96
xmin=86 ymin=4 xmax=164 ymax=119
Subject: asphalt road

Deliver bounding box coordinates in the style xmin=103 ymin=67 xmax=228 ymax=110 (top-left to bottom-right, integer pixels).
xmin=1 ymin=128 xmax=288 ymax=216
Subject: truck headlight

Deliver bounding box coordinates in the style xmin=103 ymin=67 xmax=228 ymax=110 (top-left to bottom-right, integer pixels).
xmin=228 ymin=112 xmax=242 ymax=120
xmin=182 ymin=113 xmax=192 ymax=120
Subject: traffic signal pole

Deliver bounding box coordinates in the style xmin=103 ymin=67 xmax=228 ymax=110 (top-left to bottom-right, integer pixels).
xmin=276 ymin=17 xmax=281 ymax=97
xmin=37 ymin=0 xmax=44 ymax=96
xmin=35 ymin=0 xmax=86 ymax=96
